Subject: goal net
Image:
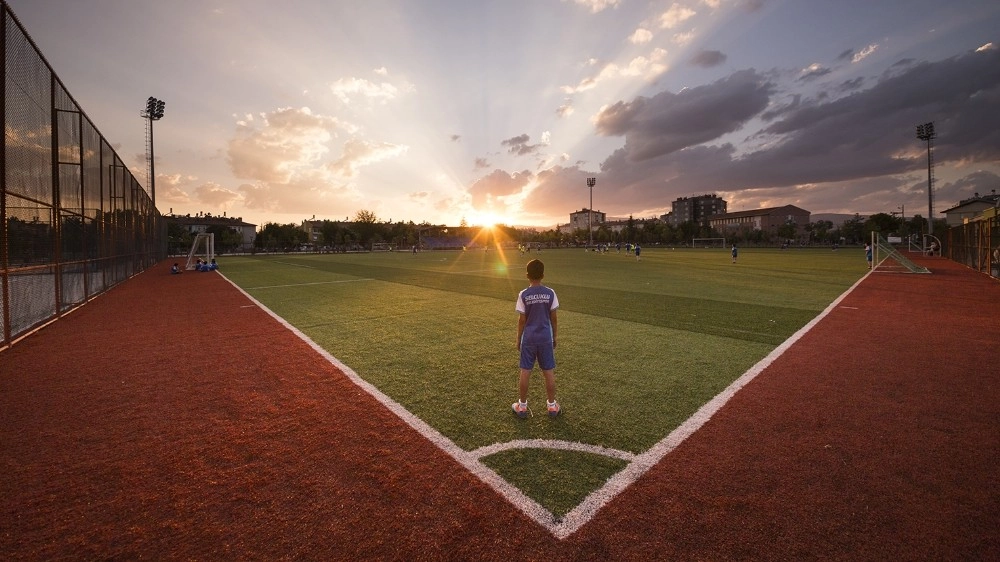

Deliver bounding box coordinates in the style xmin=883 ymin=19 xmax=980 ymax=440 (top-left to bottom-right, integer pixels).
xmin=371 ymin=242 xmax=395 ymax=252
xmin=872 ymin=233 xmax=930 ymax=274
xmin=185 ymin=233 xmax=215 ymax=270
xmin=692 ymin=237 xmax=726 ymax=248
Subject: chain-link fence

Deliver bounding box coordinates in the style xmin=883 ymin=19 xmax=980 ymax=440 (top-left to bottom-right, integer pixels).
xmin=945 ymin=215 xmax=1000 ymax=280
xmin=2 ymin=2 xmax=165 ymax=349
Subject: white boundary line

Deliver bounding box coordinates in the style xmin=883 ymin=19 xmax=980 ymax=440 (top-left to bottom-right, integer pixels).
xmin=219 ymin=270 xmax=870 ymax=540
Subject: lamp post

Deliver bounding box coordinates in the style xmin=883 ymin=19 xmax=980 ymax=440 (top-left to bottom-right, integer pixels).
xmin=916 ymin=122 xmax=935 ymax=239
xmin=586 ymin=177 xmax=596 ymax=247
xmin=141 ymin=96 xmax=166 ymax=209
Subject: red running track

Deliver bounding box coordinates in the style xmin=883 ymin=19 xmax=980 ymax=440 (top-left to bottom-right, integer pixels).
xmin=1 ymin=254 xmax=997 ymax=560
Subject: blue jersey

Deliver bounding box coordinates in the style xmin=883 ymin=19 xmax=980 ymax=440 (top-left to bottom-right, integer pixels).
xmin=516 ymin=285 xmax=558 ymax=344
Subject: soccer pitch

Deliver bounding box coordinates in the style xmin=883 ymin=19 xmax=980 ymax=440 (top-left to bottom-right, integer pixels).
xmin=220 ymin=247 xmax=865 ymax=523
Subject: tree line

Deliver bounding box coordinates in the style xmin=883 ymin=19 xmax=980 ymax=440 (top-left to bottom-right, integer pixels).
xmin=167 ymin=209 xmax=948 ymax=255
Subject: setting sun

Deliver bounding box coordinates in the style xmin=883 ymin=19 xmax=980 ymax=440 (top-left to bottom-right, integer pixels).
xmin=468 ymin=211 xmax=506 ymax=229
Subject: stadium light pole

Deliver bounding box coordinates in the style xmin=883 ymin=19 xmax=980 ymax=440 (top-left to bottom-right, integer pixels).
xmin=586 ymin=177 xmax=596 ymax=247
xmin=141 ymin=96 xmax=166 ymax=209
xmin=916 ymin=122 xmax=935 ymax=239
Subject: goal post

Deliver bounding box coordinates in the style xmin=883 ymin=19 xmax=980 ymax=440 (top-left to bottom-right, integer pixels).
xmin=872 ymin=232 xmax=930 ymax=274
xmin=185 ymin=233 xmax=215 ymax=270
xmin=692 ymin=237 xmax=726 ymax=248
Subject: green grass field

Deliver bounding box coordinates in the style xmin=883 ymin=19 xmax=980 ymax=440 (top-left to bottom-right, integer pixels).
xmin=220 ymin=246 xmax=866 ymax=516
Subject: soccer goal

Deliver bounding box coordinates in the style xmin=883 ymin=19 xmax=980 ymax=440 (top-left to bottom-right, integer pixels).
xmin=184 ymin=233 xmax=215 ymax=270
xmin=692 ymin=237 xmax=726 ymax=248
xmin=371 ymin=242 xmax=395 ymax=252
xmin=872 ymin=233 xmax=930 ymax=274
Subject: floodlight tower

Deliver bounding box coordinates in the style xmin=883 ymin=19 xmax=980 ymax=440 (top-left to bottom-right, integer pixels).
xmin=916 ymin=122 xmax=935 ymax=238
xmin=141 ymin=96 xmax=166 ymax=208
xmin=586 ymin=177 xmax=596 ymax=247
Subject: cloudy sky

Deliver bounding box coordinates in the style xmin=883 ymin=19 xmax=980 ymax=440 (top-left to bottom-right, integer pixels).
xmin=10 ymin=0 xmax=1000 ymax=228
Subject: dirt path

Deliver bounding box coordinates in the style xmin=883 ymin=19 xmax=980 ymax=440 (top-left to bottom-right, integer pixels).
xmin=2 ymin=256 xmax=997 ymax=560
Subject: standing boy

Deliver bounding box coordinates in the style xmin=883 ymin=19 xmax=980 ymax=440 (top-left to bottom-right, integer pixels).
xmin=731 ymin=244 xmax=738 ymax=263
xmin=513 ymin=259 xmax=560 ymax=418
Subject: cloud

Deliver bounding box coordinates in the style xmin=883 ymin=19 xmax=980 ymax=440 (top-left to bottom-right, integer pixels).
xmin=629 ymin=28 xmax=653 ymax=44
xmin=466 ymin=168 xmax=533 ymax=209
xmin=329 ymin=70 xmax=415 ymax=104
xmin=330 ymin=138 xmax=408 ymax=179
xmin=226 ymin=106 xmax=408 ymax=215
xmin=659 ymin=4 xmax=697 ymax=29
xmin=501 ymin=134 xmax=546 ymax=156
xmin=594 ymin=68 xmax=773 ymax=161
xmin=690 ymin=49 xmax=727 ymax=68
xmin=935 ymin=170 xmax=1000 ymax=208
xmin=227 ymin=106 xmax=349 ymax=184
xmin=474 ymin=157 xmax=491 ymax=169
xmin=556 ymin=100 xmax=575 ymax=117
xmin=156 ymin=173 xmax=193 ymax=204
xmin=798 ymin=63 xmax=832 ymax=82
xmin=672 ymin=31 xmax=696 ymax=46
xmin=852 ymin=44 xmax=879 ymax=63
xmin=596 ymin=47 xmax=1000 ymax=214
xmin=568 ymin=0 xmax=621 ymax=13
xmin=498 ymin=46 xmax=1000 ymax=222
xmin=195 ymin=182 xmax=242 ymax=208
xmin=561 ymin=48 xmax=669 ymax=93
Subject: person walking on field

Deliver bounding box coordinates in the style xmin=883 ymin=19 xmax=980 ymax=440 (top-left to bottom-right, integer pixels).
xmin=865 ymin=243 xmax=873 ymax=269
xmin=731 ymin=244 xmax=738 ymax=263
xmin=512 ymin=259 xmax=560 ymax=418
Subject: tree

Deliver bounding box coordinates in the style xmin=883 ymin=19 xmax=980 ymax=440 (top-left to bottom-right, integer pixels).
xmin=255 ymin=222 xmax=307 ymax=251
xmin=354 ymin=209 xmax=378 ymax=224
xmin=353 ymin=210 xmax=379 ymax=246
xmin=808 ymin=220 xmax=834 ymax=244
xmin=865 ymin=212 xmax=900 ymax=238
xmin=167 ymin=221 xmax=193 ymax=255
xmin=776 ymin=221 xmax=798 ymax=242
xmin=205 ymin=224 xmax=244 ymax=253
xmin=840 ymin=214 xmax=865 ymax=244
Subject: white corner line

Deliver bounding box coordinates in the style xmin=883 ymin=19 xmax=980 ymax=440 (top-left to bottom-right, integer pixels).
xmin=219 ymin=270 xmax=869 ymax=540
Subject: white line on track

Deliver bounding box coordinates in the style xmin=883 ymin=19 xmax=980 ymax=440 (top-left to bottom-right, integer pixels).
xmin=219 ymin=269 xmax=871 ymax=540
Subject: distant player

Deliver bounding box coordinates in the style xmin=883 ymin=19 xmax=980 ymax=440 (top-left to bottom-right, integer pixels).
xmin=512 ymin=259 xmax=560 ymax=418
xmin=731 ymin=244 xmax=738 ymax=263
xmin=634 ymin=244 xmax=641 ymax=262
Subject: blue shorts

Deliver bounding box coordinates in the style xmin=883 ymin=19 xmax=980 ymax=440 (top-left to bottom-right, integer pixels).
xmin=520 ymin=341 xmax=556 ymax=371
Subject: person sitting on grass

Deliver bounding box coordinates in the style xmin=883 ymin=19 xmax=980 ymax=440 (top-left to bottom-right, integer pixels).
xmin=512 ymin=259 xmax=560 ymax=418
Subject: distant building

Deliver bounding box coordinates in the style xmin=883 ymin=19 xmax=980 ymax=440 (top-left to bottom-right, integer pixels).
xmin=709 ymin=205 xmax=810 ymax=235
xmin=940 ymin=190 xmax=1000 ymax=226
xmin=301 ymin=219 xmax=326 ymax=245
xmin=561 ymin=208 xmax=606 ymax=234
xmin=166 ymin=213 xmax=256 ymax=249
xmin=661 ymin=194 xmax=728 ymax=226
